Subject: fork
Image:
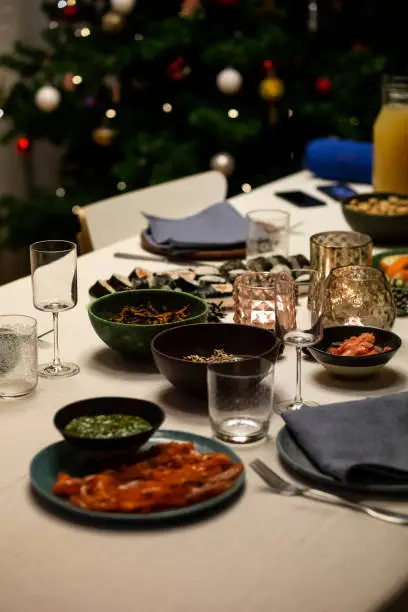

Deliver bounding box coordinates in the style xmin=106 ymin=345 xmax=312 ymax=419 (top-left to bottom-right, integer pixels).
xmin=250 ymin=458 xmax=408 ymax=525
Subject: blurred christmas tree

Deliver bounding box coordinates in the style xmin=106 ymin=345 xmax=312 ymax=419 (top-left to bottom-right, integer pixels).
xmin=0 ymin=0 xmax=391 ymax=247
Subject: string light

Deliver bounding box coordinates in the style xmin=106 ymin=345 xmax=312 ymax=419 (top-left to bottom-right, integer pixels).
xmin=49 ymin=21 xmax=59 ymax=29
xmin=56 ymin=187 xmax=66 ymax=197
xmin=105 ymin=108 xmax=116 ymax=119
xmin=72 ymin=75 xmax=82 ymax=85
xmin=288 ymin=109 xmax=294 ymax=117
xmin=134 ymin=33 xmax=144 ymax=41
xmin=57 ymin=0 xmax=67 ymax=7
xmin=0 ymin=109 xmax=4 ymax=119
xmin=228 ymin=109 xmax=239 ymax=119
xmin=117 ymin=181 xmax=127 ymax=191
xmin=80 ymin=26 xmax=91 ymax=37
xmin=67 ymin=0 xmax=76 ymax=5
xmin=241 ymin=183 xmax=252 ymax=193
xmin=162 ymin=103 xmax=172 ymax=113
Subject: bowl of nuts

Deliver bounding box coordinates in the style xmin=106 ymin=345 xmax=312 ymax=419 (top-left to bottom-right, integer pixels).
xmin=342 ymin=193 xmax=408 ymax=245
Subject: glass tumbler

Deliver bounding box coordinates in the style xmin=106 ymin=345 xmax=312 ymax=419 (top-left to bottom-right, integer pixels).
xmin=208 ymin=358 xmax=275 ymax=444
xmin=0 ymin=315 xmax=38 ymax=398
xmin=310 ymin=231 xmax=372 ymax=281
xmin=246 ymin=209 xmax=290 ymax=260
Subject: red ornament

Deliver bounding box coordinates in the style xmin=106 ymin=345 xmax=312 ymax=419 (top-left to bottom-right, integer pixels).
xmin=64 ymin=5 xmax=78 ymax=17
xmin=263 ymin=60 xmax=274 ymax=71
xmin=316 ymin=77 xmax=332 ymax=93
xmin=16 ymin=137 xmax=30 ymax=154
xmin=168 ymin=57 xmax=186 ymax=81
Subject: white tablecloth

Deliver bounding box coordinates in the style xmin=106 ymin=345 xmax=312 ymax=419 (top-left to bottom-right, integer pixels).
xmin=1 ymin=171 xmax=408 ymax=612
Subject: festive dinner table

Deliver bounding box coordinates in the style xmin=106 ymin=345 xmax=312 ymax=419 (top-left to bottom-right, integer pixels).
xmin=1 ymin=170 xmax=408 ymax=612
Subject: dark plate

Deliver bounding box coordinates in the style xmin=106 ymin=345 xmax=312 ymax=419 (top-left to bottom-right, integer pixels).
xmin=276 ymin=426 xmax=408 ymax=495
xmin=30 ymin=430 xmax=245 ymax=523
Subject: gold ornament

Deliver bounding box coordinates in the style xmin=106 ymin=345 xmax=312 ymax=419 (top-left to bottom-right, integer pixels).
xmin=92 ymin=126 xmax=116 ymax=146
xmin=101 ymin=11 xmax=124 ymax=32
xmin=259 ymin=76 xmax=284 ymax=101
xmin=180 ymin=0 xmax=201 ymax=16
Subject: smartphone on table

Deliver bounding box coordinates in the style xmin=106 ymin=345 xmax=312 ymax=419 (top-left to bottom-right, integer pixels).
xmin=275 ymin=191 xmax=327 ymax=207
xmin=317 ymin=183 xmax=358 ymax=202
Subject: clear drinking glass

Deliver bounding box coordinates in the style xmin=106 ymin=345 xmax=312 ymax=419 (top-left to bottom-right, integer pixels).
xmin=208 ymin=358 xmax=275 ymax=444
xmin=30 ymin=240 xmax=80 ymax=378
xmin=275 ymin=269 xmax=323 ymax=413
xmin=0 ymin=315 xmax=38 ymax=398
xmin=246 ymin=209 xmax=290 ymax=260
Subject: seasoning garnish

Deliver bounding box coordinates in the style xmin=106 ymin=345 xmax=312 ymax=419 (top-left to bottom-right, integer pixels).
xmin=64 ymin=414 xmax=152 ymax=438
xmin=183 ymin=349 xmax=243 ymax=363
xmin=110 ymin=302 xmax=191 ymax=325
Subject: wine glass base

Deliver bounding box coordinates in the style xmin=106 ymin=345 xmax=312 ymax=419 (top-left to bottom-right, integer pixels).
xmin=38 ymin=362 xmax=80 ymax=378
xmin=276 ymin=399 xmax=319 ymax=414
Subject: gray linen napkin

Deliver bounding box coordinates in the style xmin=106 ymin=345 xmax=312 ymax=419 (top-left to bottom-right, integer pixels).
xmin=143 ymin=202 xmax=248 ymax=250
xmin=282 ymin=392 xmax=408 ymax=484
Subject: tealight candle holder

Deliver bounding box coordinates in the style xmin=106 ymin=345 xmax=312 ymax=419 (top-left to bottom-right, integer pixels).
xmin=233 ymin=271 xmax=290 ymax=330
xmin=310 ymin=231 xmax=373 ymax=281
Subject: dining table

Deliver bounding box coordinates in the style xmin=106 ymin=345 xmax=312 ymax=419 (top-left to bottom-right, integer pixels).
xmin=1 ymin=169 xmax=408 ymax=612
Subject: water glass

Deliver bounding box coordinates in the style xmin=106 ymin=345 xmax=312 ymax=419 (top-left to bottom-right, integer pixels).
xmin=208 ymin=358 xmax=275 ymax=444
xmin=30 ymin=240 xmax=79 ymax=378
xmin=246 ymin=209 xmax=290 ymax=260
xmin=0 ymin=315 xmax=38 ymax=398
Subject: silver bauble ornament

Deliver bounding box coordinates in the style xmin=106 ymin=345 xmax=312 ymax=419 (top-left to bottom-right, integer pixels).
xmin=216 ymin=68 xmax=242 ymax=95
xmin=210 ymin=152 xmax=235 ymax=176
xmin=34 ymin=85 xmax=61 ymax=112
xmin=110 ymin=0 xmax=136 ymax=15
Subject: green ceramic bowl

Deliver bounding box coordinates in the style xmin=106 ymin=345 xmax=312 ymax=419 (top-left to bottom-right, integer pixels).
xmin=88 ymin=289 xmax=208 ymax=357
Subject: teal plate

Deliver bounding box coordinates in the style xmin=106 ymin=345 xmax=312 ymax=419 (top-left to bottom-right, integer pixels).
xmin=30 ymin=430 xmax=245 ymax=523
xmin=276 ymin=427 xmax=408 ymax=496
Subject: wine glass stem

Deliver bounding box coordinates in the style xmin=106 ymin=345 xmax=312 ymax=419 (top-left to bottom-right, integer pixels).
xmin=294 ymin=346 xmax=303 ymax=405
xmin=52 ymin=312 xmax=62 ymax=369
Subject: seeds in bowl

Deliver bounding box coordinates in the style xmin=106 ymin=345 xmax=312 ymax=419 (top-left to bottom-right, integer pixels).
xmin=345 ymin=195 xmax=408 ymax=216
xmin=183 ymin=349 xmax=244 ymax=363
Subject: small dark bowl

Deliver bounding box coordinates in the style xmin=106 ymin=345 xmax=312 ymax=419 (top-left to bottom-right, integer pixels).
xmin=342 ymin=192 xmax=408 ymax=245
xmin=151 ymin=323 xmax=280 ymax=397
xmin=54 ymin=397 xmax=165 ymax=454
xmin=309 ymin=325 xmax=402 ymax=379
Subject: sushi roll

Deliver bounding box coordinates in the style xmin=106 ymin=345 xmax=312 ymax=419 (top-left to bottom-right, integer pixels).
xmin=89 ymin=280 xmax=116 ymax=298
xmin=197 ymin=284 xmax=219 ymax=299
xmin=128 ymin=267 xmax=153 ymax=283
xmin=198 ymin=275 xmax=226 ymax=284
xmin=174 ymin=273 xmax=200 ymax=293
xmin=130 ymin=276 xmax=150 ymax=289
xmin=267 ymin=255 xmax=290 ymax=268
xmin=247 ymin=257 xmax=272 ymax=272
xmin=107 ymin=274 xmax=133 ymax=291
xmin=270 ymin=263 xmax=291 ymax=276
xmin=219 ymin=260 xmax=247 ymax=276
xmin=225 ymin=269 xmax=247 ymax=283
xmin=151 ymin=273 xmax=177 ymax=289
xmin=290 ymin=254 xmax=310 ymax=269
xmin=194 ymin=265 xmax=220 ymax=278
xmin=212 ymin=283 xmax=233 ymax=296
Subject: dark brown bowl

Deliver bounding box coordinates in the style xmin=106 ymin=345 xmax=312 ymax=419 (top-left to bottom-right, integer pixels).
xmin=342 ymin=193 xmax=408 ymax=245
xmin=54 ymin=397 xmax=165 ymax=454
xmin=151 ymin=323 xmax=280 ymax=398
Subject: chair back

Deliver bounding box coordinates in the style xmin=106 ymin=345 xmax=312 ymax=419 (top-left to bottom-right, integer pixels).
xmin=73 ymin=171 xmax=227 ymax=254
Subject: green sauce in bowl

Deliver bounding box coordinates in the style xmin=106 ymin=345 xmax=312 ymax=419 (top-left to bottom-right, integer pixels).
xmin=64 ymin=414 xmax=152 ymax=439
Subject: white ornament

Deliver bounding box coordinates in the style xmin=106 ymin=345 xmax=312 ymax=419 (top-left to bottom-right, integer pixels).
xmin=34 ymin=85 xmax=61 ymax=112
xmin=110 ymin=0 xmax=136 ymax=15
xmin=216 ymin=68 xmax=242 ymax=95
xmin=210 ymin=152 xmax=235 ymax=177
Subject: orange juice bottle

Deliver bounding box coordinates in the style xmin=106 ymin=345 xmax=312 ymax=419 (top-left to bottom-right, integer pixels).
xmin=373 ymin=76 xmax=408 ymax=194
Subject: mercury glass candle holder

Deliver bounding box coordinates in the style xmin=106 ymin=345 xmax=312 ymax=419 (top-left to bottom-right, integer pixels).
xmin=233 ymin=271 xmax=290 ymax=330
xmin=310 ymin=231 xmax=373 ymax=281
xmin=323 ymin=265 xmax=396 ymax=329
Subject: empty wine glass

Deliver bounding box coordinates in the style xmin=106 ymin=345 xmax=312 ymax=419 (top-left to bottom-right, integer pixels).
xmin=275 ymin=269 xmax=323 ymax=412
xmin=30 ymin=240 xmax=79 ymax=378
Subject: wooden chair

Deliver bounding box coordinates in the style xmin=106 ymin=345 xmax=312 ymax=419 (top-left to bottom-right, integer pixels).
xmin=73 ymin=171 xmax=227 ymax=254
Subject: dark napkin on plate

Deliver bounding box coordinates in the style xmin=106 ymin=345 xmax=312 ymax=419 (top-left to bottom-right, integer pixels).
xmin=143 ymin=202 xmax=248 ymax=251
xmin=282 ymin=392 xmax=408 ymax=484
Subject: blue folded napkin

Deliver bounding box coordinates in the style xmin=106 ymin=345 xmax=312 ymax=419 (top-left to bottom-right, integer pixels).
xmin=283 ymin=392 xmax=408 ymax=484
xmin=143 ymin=202 xmax=248 ymax=250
